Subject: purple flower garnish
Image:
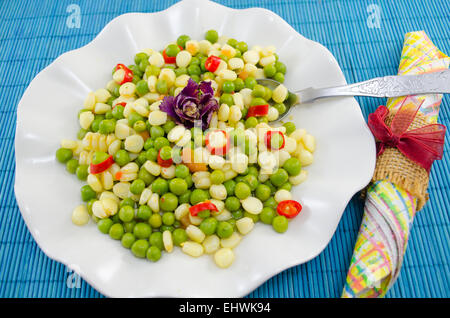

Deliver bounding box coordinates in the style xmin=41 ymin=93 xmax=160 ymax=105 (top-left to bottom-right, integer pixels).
xmin=159 ymin=79 xmax=219 ymax=130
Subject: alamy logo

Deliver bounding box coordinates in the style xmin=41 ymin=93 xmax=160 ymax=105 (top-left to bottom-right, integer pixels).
xmin=367 ymin=4 xmax=381 ymax=29
xmin=66 ymin=4 xmax=81 ymax=29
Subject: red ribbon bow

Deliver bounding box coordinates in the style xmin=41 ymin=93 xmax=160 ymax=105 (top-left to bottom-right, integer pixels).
xmin=367 ymin=97 xmax=446 ymax=172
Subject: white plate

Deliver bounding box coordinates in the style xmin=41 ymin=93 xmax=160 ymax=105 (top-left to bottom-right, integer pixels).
xmin=14 ymin=0 xmax=375 ymax=297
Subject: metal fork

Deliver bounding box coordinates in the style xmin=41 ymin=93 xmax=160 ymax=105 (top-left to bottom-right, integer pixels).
xmin=257 ymin=69 xmax=450 ymax=121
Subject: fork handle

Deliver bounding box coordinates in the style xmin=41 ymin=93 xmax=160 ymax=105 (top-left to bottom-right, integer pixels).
xmin=300 ymin=69 xmax=450 ymax=102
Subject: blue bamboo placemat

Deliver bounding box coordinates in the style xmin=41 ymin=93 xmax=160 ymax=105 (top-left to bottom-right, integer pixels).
xmin=0 ymin=0 xmax=448 ymax=298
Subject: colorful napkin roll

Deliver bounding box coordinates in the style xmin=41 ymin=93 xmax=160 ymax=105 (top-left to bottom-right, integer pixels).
xmin=342 ymin=31 xmax=449 ymax=298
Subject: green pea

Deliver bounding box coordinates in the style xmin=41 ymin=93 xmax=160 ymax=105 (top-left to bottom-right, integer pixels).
xmin=136 ymin=205 xmax=151 ymax=221
xmin=174 ymin=67 xmax=187 ymax=77
xmin=177 ymin=35 xmax=191 ymax=48
xmin=222 ymin=81 xmax=235 ymax=93
xmin=149 ymin=232 xmax=164 ymax=250
xmin=234 ymin=175 xmax=245 ymax=184
xmin=165 ymin=44 xmax=180 ymax=57
xmin=283 ymin=157 xmax=302 ymax=176
xmin=150 ymin=126 xmax=165 ymax=140
xmin=236 ymin=41 xmax=248 ymax=53
xmin=160 ymin=193 xmax=178 ymax=212
xmin=263 ymin=63 xmax=277 ymax=78
xmin=225 ymin=196 xmax=241 ymax=212
xmin=119 ymin=205 xmax=135 ymax=223
xmin=283 ymin=122 xmax=296 ymax=135
xmin=131 ymin=239 xmax=149 ymax=258
xmin=169 ymin=178 xmax=188 ymax=196
xmin=190 ymin=56 xmax=200 ymax=65
xmin=234 ymin=182 xmax=251 ymax=200
xmin=146 ymin=246 xmax=161 ymax=262
xmin=190 ymin=189 xmax=209 ymax=205
xmin=158 ymin=145 xmax=171 ymax=161
xmin=227 ymin=38 xmax=238 ymax=47
xmin=120 ymin=198 xmax=135 ymax=208
xmin=273 ymin=103 xmax=286 ymax=115
xmin=263 ymin=87 xmax=272 ymax=101
xmin=244 ymin=77 xmax=257 ymax=89
xmin=190 ymin=74 xmax=200 ymax=83
xmin=216 ymin=221 xmax=233 ymax=239
xmin=113 ymin=149 xmax=130 ymax=167
xmin=151 ymin=178 xmax=169 ymax=195
xmin=232 ymin=209 xmax=244 ymax=220
xmin=81 ymin=185 xmax=96 ymax=202
xmin=65 ymin=159 xmax=79 ymax=174
xmin=187 ymin=64 xmax=201 ymax=76
xmin=112 ymin=104 xmax=125 ymax=120
xmin=197 ymin=210 xmax=210 ymax=218
xmin=273 ymin=72 xmax=285 ymax=83
xmin=248 ymin=166 xmax=259 ymax=176
xmin=205 ymin=29 xmax=218 ymax=43
xmin=178 ymin=190 xmax=192 ymax=204
xmin=138 ymin=59 xmax=149 ymax=73
xmin=127 ymin=112 xmax=143 ymax=128
xmin=270 ymin=133 xmax=285 ymax=150
xmin=99 ymin=119 xmax=115 ymax=134
xmin=162 ymin=120 xmax=176 ymax=134
xmin=105 ymin=109 xmax=114 ymax=118
xmin=146 ymin=65 xmax=161 ymax=77
xmin=121 ymin=233 xmax=136 ymax=249
xmin=162 ymin=212 xmax=175 ymax=226
xmin=220 ymin=93 xmax=234 ymax=106
xmin=130 ymin=179 xmax=145 ymax=195
xmin=146 ymin=148 xmax=158 ymax=161
xmin=154 ymin=136 xmax=170 ymax=151
xmin=172 ymin=228 xmax=188 ymax=246
xmin=111 ymin=213 xmax=121 ymax=223
xmin=272 ymin=215 xmax=288 ymax=233
xmin=234 ymin=78 xmax=245 ymax=91
xmin=139 ymin=167 xmax=155 ymax=186
xmin=109 ymin=223 xmax=124 ymax=240
xmin=224 ymin=180 xmax=236 ymax=196
xmin=244 ymin=174 xmax=258 ymax=191
xmin=143 ymin=138 xmax=154 ymax=151
xmin=279 ymin=182 xmax=292 ymax=191
xmin=210 ymin=170 xmax=225 ymax=185
xmin=135 ymin=79 xmax=149 ymax=96
xmin=250 ymin=97 xmax=267 ymax=107
xmin=75 ymin=164 xmax=89 ymax=181
xmin=175 ymin=164 xmax=190 ymax=178
xmin=260 ymin=207 xmax=276 ymax=225
xmin=200 ymin=217 xmax=218 ymax=236
xmin=77 ymin=128 xmax=88 ymax=140
xmin=275 ymin=61 xmax=287 ymax=74
xmin=134 ymin=52 xmax=149 ymax=65
xmin=185 ymin=174 xmax=193 ymax=188
xmin=133 ymin=222 xmax=152 ymax=239
xmin=270 ymin=169 xmax=289 ymax=187
xmin=245 ymin=116 xmax=258 ymax=128
xmin=251 ymin=84 xmax=266 ymax=98
xmin=264 ymin=197 xmax=278 ymax=209
xmin=56 ymin=148 xmax=73 ymax=163
xmin=90 ymin=118 xmax=101 ymax=132
xmin=123 ymin=221 xmax=136 ymax=233
xmin=97 ymin=218 xmax=113 ymax=234
xmin=255 ymin=184 xmax=271 ymax=202
xmin=149 ymin=213 xmax=162 ymax=228
xmin=156 ymin=79 xmax=168 ymax=94
xmin=202 ymin=71 xmax=215 ymax=80
xmin=86 ymin=199 xmax=96 ymax=215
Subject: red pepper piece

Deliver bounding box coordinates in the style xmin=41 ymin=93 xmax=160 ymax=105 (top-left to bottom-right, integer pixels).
xmin=277 ymin=200 xmax=302 ymax=219
xmin=204 ymin=56 xmax=221 ymax=72
xmin=90 ymin=155 xmax=115 ymax=174
xmin=189 ymin=201 xmax=219 ymax=216
xmin=115 ymin=64 xmax=133 ymax=85
xmin=162 ymin=49 xmax=176 ymax=64
xmin=205 ymin=130 xmax=230 ymax=156
xmin=112 ymin=102 xmax=126 ymax=110
xmin=157 ymin=149 xmax=173 ymax=167
xmin=246 ymin=104 xmax=269 ymax=118
xmin=265 ymin=130 xmax=285 ymax=151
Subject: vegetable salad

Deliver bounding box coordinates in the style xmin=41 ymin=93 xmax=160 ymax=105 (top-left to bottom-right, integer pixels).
xmin=56 ymin=30 xmax=316 ymax=268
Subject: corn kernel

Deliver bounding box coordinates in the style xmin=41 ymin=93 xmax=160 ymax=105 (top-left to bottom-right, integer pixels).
xmin=71 ymin=205 xmax=90 ymax=226
xmin=214 ymin=248 xmax=234 ymax=268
